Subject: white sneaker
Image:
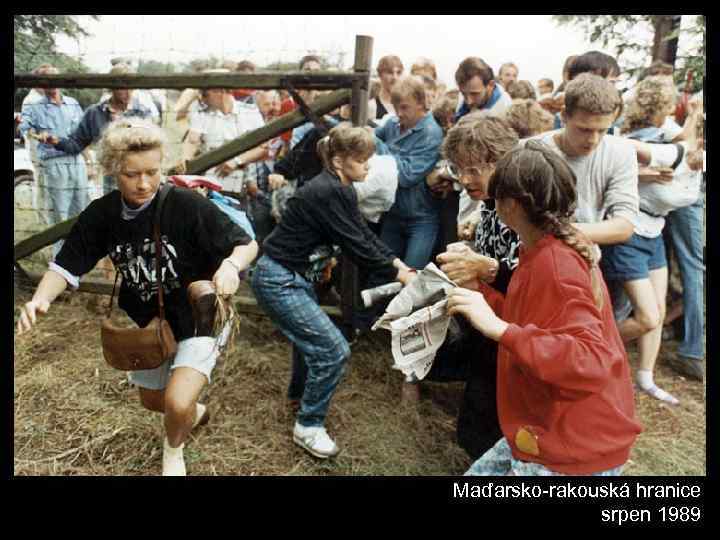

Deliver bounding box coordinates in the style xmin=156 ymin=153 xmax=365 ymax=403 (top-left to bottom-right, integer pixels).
xmin=162 ymin=438 xmax=187 ymax=476
xmin=293 ymin=423 xmax=340 ymax=459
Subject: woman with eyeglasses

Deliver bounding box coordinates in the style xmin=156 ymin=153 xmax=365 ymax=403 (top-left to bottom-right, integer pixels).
xmin=415 ymin=112 xmax=521 ymax=458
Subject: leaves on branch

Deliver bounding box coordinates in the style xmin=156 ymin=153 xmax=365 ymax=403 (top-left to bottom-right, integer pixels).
xmin=552 ymin=15 xmax=704 ymax=92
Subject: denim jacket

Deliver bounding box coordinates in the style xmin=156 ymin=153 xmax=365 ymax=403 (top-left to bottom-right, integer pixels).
xmin=19 ymin=95 xmax=84 ymax=160
xmin=374 ymin=112 xmax=444 ymax=220
xmin=55 ymin=98 xmax=156 ymax=156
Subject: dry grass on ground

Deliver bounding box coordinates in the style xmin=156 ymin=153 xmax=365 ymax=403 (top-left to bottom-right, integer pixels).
xmin=13 ymin=283 xmax=705 ymax=476
xmin=13 ymin=106 xmax=705 ymax=475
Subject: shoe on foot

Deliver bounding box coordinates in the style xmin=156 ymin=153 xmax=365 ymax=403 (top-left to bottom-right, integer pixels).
xmin=192 ymin=403 xmax=210 ymax=429
xmin=187 ymin=280 xmax=217 ymax=336
xmin=162 ymin=438 xmax=187 ymax=476
xmin=293 ymin=423 xmax=340 ymax=459
xmin=638 ymin=384 xmax=680 ymax=406
xmin=666 ymin=356 xmax=704 ymax=382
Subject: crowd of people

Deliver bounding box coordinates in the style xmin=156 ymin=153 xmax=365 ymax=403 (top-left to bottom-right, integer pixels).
xmin=16 ymin=47 xmax=705 ymax=477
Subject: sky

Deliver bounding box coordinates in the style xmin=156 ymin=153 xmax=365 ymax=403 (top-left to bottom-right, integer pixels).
xmin=55 ymin=15 xmax=603 ymax=91
xmin=53 ymin=14 xmax=702 ymax=93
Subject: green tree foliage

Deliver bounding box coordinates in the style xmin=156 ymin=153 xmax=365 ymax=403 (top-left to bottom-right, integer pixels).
xmin=137 ymin=59 xmax=179 ymax=74
xmin=181 ymin=56 xmax=228 ymax=73
xmin=264 ymin=54 xmax=332 ymax=71
xmin=14 ymin=15 xmax=103 ymax=109
xmin=181 ymin=53 xmax=343 ymax=74
xmin=554 ymin=15 xmax=704 ymax=92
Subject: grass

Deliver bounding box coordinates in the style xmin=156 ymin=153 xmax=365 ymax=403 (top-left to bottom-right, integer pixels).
xmin=12 ymin=282 xmax=705 ymax=476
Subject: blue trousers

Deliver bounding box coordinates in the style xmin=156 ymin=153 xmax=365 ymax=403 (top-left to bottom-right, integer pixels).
xmin=380 ymin=212 xmax=439 ymax=269
xmin=666 ymin=196 xmax=705 ymax=359
xmin=42 ymin=155 xmax=89 ymax=256
xmin=251 ymin=255 xmax=351 ymax=427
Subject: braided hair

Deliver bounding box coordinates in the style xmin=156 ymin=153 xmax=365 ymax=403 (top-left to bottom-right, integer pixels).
xmin=488 ymin=140 xmax=604 ymax=309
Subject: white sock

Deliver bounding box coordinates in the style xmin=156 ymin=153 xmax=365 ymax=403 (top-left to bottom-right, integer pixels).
xmin=636 ymin=369 xmax=654 ymax=389
xmin=637 ymin=369 xmax=679 ymax=405
xmin=193 ymin=403 xmax=207 ymax=428
xmin=162 ymin=437 xmax=186 ymax=476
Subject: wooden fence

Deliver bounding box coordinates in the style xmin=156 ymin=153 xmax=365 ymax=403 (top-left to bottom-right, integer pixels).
xmin=14 ymin=35 xmax=373 ymax=336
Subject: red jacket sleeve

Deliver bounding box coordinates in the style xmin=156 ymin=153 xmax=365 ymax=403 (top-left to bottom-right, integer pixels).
xmin=478 ymin=281 xmax=505 ymax=315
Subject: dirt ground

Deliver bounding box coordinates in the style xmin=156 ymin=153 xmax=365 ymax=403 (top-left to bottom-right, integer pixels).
xmin=13 ymin=281 xmax=705 ymax=476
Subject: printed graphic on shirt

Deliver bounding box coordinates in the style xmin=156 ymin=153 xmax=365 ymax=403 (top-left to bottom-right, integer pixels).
xmin=474 ymin=202 xmax=521 ymax=271
xmin=109 ymin=234 xmax=181 ymax=301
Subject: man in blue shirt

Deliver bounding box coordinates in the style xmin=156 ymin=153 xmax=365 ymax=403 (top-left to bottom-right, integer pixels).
xmin=454 ymin=57 xmax=513 ymax=122
xmin=374 ymin=76 xmax=444 ymax=269
xmin=48 ymin=64 xmax=158 ymax=195
xmin=19 ymin=64 xmax=89 ymax=255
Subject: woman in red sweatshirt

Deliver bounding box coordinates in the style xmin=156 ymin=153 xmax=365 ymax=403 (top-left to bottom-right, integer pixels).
xmin=448 ymin=140 xmax=642 ymax=476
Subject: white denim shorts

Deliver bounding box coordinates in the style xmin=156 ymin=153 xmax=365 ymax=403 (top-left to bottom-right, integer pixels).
xmin=128 ymin=321 xmax=231 ymax=390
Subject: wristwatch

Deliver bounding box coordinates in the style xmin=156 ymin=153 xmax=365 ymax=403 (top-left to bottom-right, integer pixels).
xmin=233 ymin=157 xmax=244 ymax=169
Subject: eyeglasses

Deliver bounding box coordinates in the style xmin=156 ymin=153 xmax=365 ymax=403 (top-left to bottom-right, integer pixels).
xmin=446 ymin=162 xmax=495 ymax=180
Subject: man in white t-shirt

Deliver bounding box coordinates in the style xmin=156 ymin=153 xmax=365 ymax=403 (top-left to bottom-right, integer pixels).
xmin=522 ymin=73 xmax=638 ymax=245
xmin=182 ymin=87 xmax=267 ymax=195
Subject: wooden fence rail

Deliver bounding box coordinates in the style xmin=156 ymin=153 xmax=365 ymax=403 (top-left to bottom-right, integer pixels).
xmin=13 ymin=88 xmax=351 ymax=261
xmin=14 ymin=71 xmax=367 ymax=90
xmin=14 ymin=35 xmax=373 ymax=335
xmin=15 ymin=271 xmax=342 ymax=319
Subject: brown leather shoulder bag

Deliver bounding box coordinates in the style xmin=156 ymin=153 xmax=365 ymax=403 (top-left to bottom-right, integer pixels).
xmin=101 ymin=184 xmax=178 ymax=371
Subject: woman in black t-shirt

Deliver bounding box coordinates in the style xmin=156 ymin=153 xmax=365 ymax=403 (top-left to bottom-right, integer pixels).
xmin=16 ymin=118 xmax=259 ymax=476
xmin=252 ymin=123 xmax=415 ymax=459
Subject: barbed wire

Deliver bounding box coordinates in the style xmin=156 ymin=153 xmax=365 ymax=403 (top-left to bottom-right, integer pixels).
xmin=15 ymin=25 xmax=352 ymax=245
xmin=17 ymin=47 xmax=353 ymax=69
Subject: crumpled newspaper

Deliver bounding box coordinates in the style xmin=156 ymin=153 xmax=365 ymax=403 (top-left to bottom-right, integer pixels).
xmin=372 ymin=263 xmax=457 ymax=381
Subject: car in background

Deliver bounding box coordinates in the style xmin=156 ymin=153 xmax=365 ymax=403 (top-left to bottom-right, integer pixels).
xmin=14 ymin=112 xmax=35 ymax=188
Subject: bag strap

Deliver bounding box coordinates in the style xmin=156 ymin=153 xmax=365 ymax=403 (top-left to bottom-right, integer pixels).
xmin=154 ymin=183 xmax=172 ymax=321
xmin=104 ymin=184 xmax=173 ymax=320
xmin=105 ymin=270 xmax=121 ymax=318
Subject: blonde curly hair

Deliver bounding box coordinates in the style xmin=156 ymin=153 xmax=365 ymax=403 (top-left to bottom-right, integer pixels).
xmin=506 ymin=80 xmax=537 ymax=100
xmin=442 ymin=111 xmax=518 ymax=167
xmin=622 ymin=75 xmax=677 ymax=133
xmin=98 ymin=117 xmax=168 ymax=177
xmin=504 ymin=99 xmax=554 ymax=137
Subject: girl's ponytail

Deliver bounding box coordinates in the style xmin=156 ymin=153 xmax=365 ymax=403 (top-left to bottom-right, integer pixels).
xmin=316 ymin=135 xmax=332 ymax=170
xmin=315 ymin=123 xmax=375 ymax=176
xmin=541 ymin=213 xmax=604 ymax=310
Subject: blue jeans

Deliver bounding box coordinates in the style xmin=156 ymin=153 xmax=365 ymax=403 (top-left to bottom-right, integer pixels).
xmin=380 ymin=213 xmax=439 ymax=269
xmin=464 ymin=438 xmax=624 ymax=476
xmin=251 ymin=255 xmax=351 ymax=427
xmin=666 ymin=197 xmax=705 ymax=359
xmin=43 ymin=155 xmax=89 ymax=256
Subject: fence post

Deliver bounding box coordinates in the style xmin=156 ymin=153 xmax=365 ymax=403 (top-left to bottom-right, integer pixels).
xmin=340 ymin=35 xmax=374 ymax=339
xmin=351 ymin=35 xmax=373 ymax=126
